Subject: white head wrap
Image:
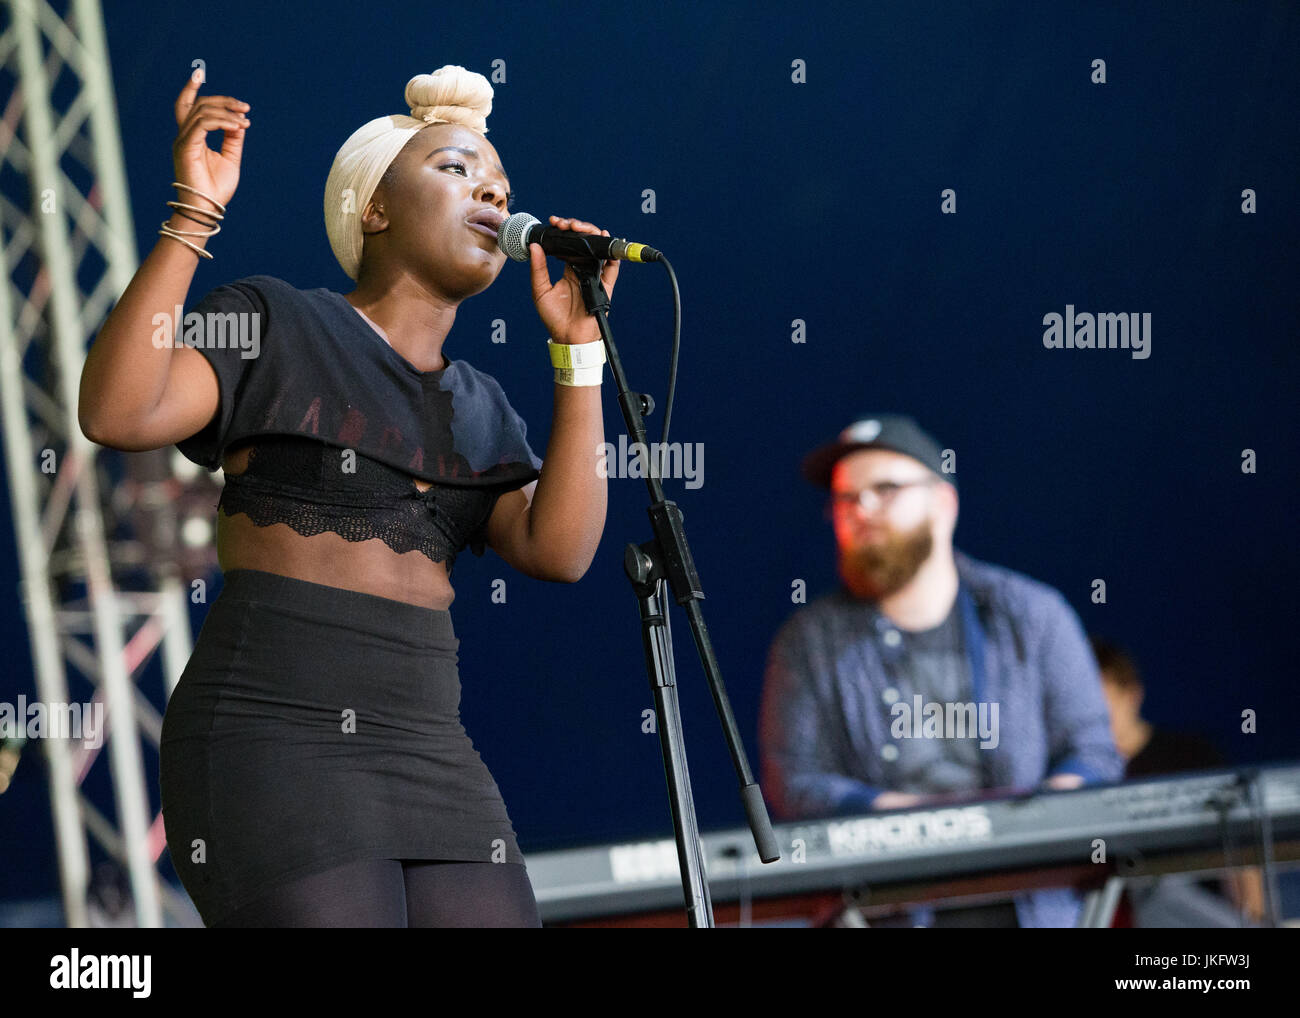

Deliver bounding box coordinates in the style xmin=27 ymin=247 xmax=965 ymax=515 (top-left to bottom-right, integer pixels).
xmin=324 ymin=65 xmax=494 ymax=280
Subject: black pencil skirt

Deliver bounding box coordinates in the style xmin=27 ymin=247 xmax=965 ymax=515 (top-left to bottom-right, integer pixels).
xmin=159 ymin=568 xmax=527 ymax=926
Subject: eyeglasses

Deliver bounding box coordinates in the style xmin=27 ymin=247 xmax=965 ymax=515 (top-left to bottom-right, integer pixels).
xmin=826 ymin=478 xmax=937 ymax=516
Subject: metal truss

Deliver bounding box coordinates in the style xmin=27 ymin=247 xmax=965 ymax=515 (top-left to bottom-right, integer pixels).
xmin=1 ymin=0 xmax=207 ymax=927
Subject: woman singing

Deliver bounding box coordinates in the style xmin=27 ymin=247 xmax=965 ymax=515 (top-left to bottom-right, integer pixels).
xmin=77 ymin=64 xmax=617 ymax=927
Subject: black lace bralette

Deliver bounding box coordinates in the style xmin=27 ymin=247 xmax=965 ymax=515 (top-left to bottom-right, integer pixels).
xmin=218 ymin=434 xmax=501 ymax=571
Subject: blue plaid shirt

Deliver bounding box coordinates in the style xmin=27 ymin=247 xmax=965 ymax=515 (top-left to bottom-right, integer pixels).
xmin=759 ymin=549 xmax=1123 ymax=927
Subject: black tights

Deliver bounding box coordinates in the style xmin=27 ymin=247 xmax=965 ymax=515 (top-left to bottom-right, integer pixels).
xmin=209 ymin=858 xmax=542 ymax=928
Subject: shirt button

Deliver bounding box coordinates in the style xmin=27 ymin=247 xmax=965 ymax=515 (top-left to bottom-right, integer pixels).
xmin=882 ymin=629 xmax=902 ymax=648
xmin=882 ymin=687 xmax=899 ymax=705
xmin=881 ymin=744 xmax=899 ymax=761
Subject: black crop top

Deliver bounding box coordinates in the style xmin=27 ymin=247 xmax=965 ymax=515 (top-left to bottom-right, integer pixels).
xmin=174 ymin=274 xmax=543 ymax=487
xmin=220 ymin=434 xmax=500 ymax=572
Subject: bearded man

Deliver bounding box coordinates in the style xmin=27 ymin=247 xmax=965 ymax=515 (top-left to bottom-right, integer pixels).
xmin=759 ymin=415 xmax=1121 ymax=927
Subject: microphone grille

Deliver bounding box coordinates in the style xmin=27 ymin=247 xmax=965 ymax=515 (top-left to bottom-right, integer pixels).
xmin=498 ymin=212 xmax=540 ymax=262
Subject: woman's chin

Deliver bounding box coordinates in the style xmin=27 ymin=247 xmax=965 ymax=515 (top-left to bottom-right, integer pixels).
xmin=427 ymin=254 xmax=504 ymax=299
xmin=475 ymin=252 xmax=509 ymax=284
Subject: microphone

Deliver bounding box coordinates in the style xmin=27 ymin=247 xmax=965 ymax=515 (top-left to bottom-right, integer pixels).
xmin=497 ymin=212 xmax=662 ymax=264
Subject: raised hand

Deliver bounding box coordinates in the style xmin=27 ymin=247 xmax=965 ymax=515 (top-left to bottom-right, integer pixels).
xmin=171 ymin=73 xmax=250 ymax=214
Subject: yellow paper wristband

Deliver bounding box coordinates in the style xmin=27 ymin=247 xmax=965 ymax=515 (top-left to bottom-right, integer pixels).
xmin=548 ymin=338 xmax=607 ymax=370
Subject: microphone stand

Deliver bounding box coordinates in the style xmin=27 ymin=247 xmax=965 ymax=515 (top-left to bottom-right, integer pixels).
xmin=567 ymin=257 xmax=780 ymax=928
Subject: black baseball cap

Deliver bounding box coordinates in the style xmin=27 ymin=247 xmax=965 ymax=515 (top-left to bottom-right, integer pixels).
xmin=801 ymin=414 xmax=955 ymax=490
